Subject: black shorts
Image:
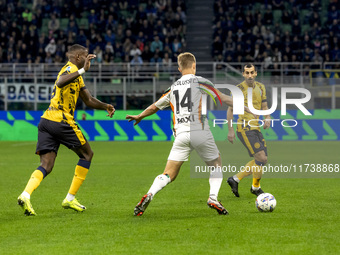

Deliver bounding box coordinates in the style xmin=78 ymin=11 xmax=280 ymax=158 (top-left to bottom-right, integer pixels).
xmin=237 ymin=130 xmax=267 ymax=157
xmin=36 ymin=118 xmax=87 ymax=155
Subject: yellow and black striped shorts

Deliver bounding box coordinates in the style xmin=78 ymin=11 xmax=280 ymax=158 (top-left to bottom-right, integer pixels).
xmin=36 ymin=118 xmax=86 ymax=155
xmin=237 ymin=130 xmax=267 ymax=157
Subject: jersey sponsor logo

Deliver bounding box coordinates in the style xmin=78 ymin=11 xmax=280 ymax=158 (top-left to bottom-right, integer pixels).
xmin=66 ymin=66 xmax=71 ymax=72
xmin=176 ymin=115 xmax=195 ymax=124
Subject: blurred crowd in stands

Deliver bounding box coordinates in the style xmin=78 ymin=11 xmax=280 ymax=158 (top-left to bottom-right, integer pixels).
xmin=2 ymin=0 xmax=340 ymax=70
xmin=212 ymin=0 xmax=340 ymax=68
xmin=0 ymin=0 xmax=186 ymax=66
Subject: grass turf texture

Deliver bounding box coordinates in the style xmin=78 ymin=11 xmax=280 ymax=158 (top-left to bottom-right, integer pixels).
xmin=0 ymin=141 xmax=339 ymax=255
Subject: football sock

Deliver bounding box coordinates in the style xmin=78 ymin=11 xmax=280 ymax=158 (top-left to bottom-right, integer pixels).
xmin=233 ymin=176 xmax=240 ymax=183
xmin=67 ymin=159 xmax=90 ymax=197
xmin=252 ymin=185 xmax=260 ymax=191
xmin=235 ymin=159 xmax=255 ymax=181
xmin=209 ymin=166 xmax=223 ymax=200
xmin=23 ymin=166 xmax=47 ymax=196
xmin=66 ymin=193 xmax=75 ymax=201
xmin=147 ymin=174 xmax=171 ymax=198
xmin=252 ymin=178 xmax=261 ymax=188
xmin=22 ymin=191 xmax=31 ymax=199
xmin=252 ymin=160 xmax=264 ymax=188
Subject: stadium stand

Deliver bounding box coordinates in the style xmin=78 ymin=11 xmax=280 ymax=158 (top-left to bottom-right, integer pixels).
xmin=0 ymin=0 xmax=187 ymax=64
xmin=212 ymin=0 xmax=340 ymax=67
xmin=1 ymin=0 xmax=340 ymax=111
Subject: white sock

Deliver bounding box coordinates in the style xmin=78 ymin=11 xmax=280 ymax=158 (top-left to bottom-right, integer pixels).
xmin=147 ymin=174 xmax=171 ymax=197
xmin=252 ymin=185 xmax=260 ymax=191
xmin=66 ymin=193 xmax=75 ymax=201
xmin=209 ymin=166 xmax=223 ymax=200
xmin=22 ymin=191 xmax=30 ymax=199
xmin=233 ymin=175 xmax=240 ymax=183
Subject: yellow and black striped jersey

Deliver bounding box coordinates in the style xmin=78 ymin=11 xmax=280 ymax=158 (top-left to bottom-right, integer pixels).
xmin=236 ymin=80 xmax=267 ymax=132
xmin=42 ymin=61 xmax=86 ymax=123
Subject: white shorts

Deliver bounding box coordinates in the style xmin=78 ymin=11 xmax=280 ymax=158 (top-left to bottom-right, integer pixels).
xmin=168 ymin=130 xmax=220 ymax=162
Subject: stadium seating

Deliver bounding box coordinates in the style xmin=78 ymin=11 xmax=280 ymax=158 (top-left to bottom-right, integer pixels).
xmin=212 ymin=0 xmax=339 ymax=64
xmin=0 ymin=1 xmax=187 ymax=64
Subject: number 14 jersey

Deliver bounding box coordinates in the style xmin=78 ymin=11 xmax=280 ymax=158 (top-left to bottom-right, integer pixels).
xmin=155 ymin=74 xmax=218 ymax=136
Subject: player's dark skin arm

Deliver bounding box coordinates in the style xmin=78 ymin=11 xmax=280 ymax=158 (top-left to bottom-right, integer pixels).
xmin=56 ymin=54 xmax=96 ymax=88
xmin=80 ymin=89 xmax=115 ymax=117
xmin=126 ymin=103 xmax=159 ymax=125
xmin=56 ymin=72 xmax=82 ymax=88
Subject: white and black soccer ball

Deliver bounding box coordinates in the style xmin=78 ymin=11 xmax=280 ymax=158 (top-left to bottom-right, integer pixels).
xmin=255 ymin=193 xmax=276 ymax=212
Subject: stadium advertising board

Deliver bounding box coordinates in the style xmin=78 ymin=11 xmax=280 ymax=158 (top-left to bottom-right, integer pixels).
xmin=0 ymin=110 xmax=340 ymax=141
xmin=0 ymin=84 xmax=53 ymax=102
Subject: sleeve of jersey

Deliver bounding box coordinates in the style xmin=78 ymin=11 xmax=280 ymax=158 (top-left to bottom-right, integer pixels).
xmin=60 ymin=65 xmax=75 ymax=76
xmin=197 ymin=77 xmax=218 ymax=98
xmin=56 ymin=69 xmax=70 ymax=84
xmin=79 ymin=76 xmax=86 ymax=90
xmin=56 ymin=65 xmax=87 ymax=90
xmin=155 ymin=91 xmax=171 ymax=110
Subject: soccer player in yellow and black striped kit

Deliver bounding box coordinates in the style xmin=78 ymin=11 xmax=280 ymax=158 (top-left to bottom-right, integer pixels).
xmin=17 ymin=44 xmax=115 ymax=216
xmin=227 ymin=63 xmax=271 ymax=197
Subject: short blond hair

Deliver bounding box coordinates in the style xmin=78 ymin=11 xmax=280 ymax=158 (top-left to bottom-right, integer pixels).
xmin=177 ymin=52 xmax=196 ymax=70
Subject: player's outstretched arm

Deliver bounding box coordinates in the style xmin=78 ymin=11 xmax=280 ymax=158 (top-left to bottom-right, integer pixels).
xmin=217 ymin=89 xmax=253 ymax=114
xmin=126 ymin=103 xmax=159 ymax=126
xmin=80 ymin=89 xmax=115 ymax=118
xmin=56 ymin=54 xmax=96 ymax=88
xmin=216 ymin=90 xmax=233 ymax=107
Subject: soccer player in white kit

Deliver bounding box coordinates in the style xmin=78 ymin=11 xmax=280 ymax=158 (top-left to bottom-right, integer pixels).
xmin=126 ymin=52 xmax=238 ymax=216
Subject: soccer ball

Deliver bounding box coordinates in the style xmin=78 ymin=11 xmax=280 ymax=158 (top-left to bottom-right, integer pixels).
xmin=255 ymin=193 xmax=276 ymax=212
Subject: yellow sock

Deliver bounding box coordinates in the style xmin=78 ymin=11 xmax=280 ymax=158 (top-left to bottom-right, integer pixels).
xmin=252 ymin=161 xmax=263 ymax=188
xmin=236 ymin=160 xmax=255 ymax=181
xmin=68 ymin=160 xmax=90 ymax=195
xmin=24 ymin=169 xmax=44 ymax=195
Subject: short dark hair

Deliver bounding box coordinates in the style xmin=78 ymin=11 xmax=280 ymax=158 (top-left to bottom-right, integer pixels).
xmin=68 ymin=44 xmax=87 ymax=54
xmin=242 ymin=63 xmax=256 ymax=72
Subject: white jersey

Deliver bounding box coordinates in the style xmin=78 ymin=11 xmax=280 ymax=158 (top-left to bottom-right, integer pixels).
xmin=155 ymin=74 xmax=218 ymax=136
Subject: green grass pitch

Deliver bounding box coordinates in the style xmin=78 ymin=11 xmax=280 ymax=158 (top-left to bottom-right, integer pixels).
xmin=1 ymin=141 xmax=340 ymax=254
